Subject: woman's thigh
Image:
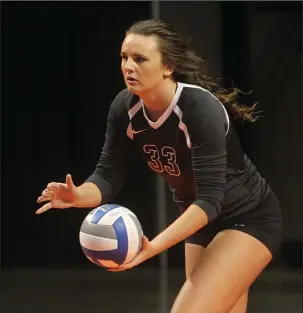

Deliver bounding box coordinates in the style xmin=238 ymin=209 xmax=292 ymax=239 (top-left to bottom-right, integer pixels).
xmin=185 ymin=242 xmax=249 ymax=313
xmin=171 ymin=229 xmax=272 ymax=313
xmin=185 ymin=242 xmax=205 ymax=279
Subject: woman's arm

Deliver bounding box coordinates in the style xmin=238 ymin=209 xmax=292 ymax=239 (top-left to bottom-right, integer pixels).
xmin=150 ymin=92 xmax=228 ymax=255
xmin=36 ymin=90 xmax=134 ymax=214
xmin=84 ymin=90 xmax=135 ymax=206
xmin=73 ymin=182 xmax=102 ymax=208
xmin=151 ymin=204 xmax=208 ymax=254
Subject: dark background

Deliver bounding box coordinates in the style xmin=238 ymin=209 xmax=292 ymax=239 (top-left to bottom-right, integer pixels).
xmin=2 ymin=1 xmax=302 ymax=271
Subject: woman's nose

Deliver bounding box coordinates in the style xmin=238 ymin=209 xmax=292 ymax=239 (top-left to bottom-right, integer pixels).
xmin=124 ymin=59 xmax=135 ymax=71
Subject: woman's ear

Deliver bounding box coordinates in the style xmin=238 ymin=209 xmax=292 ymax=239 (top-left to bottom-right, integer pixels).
xmin=163 ymin=62 xmax=175 ymax=77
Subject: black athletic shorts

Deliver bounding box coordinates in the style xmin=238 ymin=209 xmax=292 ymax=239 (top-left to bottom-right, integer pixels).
xmin=185 ymin=190 xmax=283 ymax=257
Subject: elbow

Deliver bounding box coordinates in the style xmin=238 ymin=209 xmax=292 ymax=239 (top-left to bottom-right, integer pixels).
xmin=193 ymin=196 xmax=223 ymax=222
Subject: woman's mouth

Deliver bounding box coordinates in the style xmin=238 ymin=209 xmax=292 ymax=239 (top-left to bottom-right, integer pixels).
xmin=126 ymin=77 xmax=139 ymax=85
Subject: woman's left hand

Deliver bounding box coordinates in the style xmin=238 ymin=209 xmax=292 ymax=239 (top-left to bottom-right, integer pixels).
xmin=108 ymin=236 xmax=156 ymax=272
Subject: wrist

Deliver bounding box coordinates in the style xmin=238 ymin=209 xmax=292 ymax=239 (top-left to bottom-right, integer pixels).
xmin=73 ymin=183 xmax=102 ymax=208
xmin=149 ymin=237 xmax=167 ymax=257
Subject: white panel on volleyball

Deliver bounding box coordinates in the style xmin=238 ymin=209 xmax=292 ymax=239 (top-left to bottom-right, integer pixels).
xmin=121 ymin=212 xmax=141 ymax=264
xmin=79 ymin=233 xmax=118 ymax=251
xmin=96 ymin=207 xmax=136 ymax=226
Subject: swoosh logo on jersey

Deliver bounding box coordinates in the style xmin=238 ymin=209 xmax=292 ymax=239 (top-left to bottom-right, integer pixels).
xmin=133 ymin=129 xmax=147 ymax=135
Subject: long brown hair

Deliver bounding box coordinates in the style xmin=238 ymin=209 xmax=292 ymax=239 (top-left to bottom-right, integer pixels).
xmin=127 ymin=19 xmax=259 ymax=122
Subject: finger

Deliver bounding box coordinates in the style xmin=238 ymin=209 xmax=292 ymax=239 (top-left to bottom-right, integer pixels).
xmin=36 ymin=202 xmax=52 ymax=214
xmin=42 ymin=189 xmax=55 ymax=198
xmin=46 ymin=187 xmax=57 ymax=192
xmin=37 ymin=196 xmax=51 ymax=203
xmin=37 ymin=190 xmax=55 ymax=203
xmin=141 ymin=235 xmax=149 ymax=249
xmin=47 ymin=182 xmax=65 ymax=189
xmin=107 ymin=268 xmax=121 ymax=272
xmin=65 ymin=174 xmax=75 ymax=189
xmin=53 ymin=201 xmax=72 ymax=209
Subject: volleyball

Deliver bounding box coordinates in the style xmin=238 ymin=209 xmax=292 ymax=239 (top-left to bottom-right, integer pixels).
xmin=79 ymin=204 xmax=143 ymax=268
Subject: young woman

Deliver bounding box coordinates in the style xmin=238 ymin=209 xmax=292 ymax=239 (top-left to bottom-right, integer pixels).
xmin=37 ymin=20 xmax=283 ymax=313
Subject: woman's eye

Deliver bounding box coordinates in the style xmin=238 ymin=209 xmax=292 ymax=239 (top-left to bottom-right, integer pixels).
xmin=136 ymin=57 xmax=145 ymax=63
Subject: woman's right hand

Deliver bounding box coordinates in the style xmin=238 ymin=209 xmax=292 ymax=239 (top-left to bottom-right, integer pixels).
xmin=36 ymin=174 xmax=80 ymax=214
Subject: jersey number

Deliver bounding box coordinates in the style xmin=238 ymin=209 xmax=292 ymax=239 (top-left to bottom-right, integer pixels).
xmin=143 ymin=145 xmax=181 ymax=176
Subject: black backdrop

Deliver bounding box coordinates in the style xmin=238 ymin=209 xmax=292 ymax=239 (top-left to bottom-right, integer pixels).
xmin=2 ymin=1 xmax=154 ymax=268
xmin=2 ymin=1 xmax=302 ymax=269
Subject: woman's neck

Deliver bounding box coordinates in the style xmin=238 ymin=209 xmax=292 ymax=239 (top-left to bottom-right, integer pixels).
xmin=140 ymin=80 xmax=177 ymax=121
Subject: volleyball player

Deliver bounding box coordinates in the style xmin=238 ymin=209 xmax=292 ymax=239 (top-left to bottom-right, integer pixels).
xmin=37 ymin=20 xmax=282 ymax=313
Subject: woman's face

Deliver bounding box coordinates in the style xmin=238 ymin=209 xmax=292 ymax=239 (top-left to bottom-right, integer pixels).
xmin=121 ymin=33 xmax=173 ymax=95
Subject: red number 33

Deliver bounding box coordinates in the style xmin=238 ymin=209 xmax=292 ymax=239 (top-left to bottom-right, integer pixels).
xmin=143 ymin=145 xmax=181 ymax=176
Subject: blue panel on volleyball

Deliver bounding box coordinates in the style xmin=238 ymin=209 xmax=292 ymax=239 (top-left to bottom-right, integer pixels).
xmin=91 ymin=204 xmax=121 ymax=224
xmin=112 ymin=216 xmax=128 ymax=263
xmin=81 ymin=216 xmax=128 ymax=265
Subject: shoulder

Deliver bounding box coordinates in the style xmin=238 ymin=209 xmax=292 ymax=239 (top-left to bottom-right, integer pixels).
xmin=180 ymin=83 xmax=222 ymax=112
xmin=179 ymin=83 xmax=230 ymax=133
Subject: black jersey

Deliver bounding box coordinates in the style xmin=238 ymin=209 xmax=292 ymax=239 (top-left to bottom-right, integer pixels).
xmin=86 ymin=82 xmax=270 ymax=222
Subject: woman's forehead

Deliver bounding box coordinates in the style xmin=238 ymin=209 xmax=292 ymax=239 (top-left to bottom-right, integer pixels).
xmin=121 ymin=34 xmax=159 ymax=55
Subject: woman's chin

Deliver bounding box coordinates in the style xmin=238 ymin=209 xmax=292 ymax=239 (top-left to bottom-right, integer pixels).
xmin=126 ymin=84 xmax=143 ymax=95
